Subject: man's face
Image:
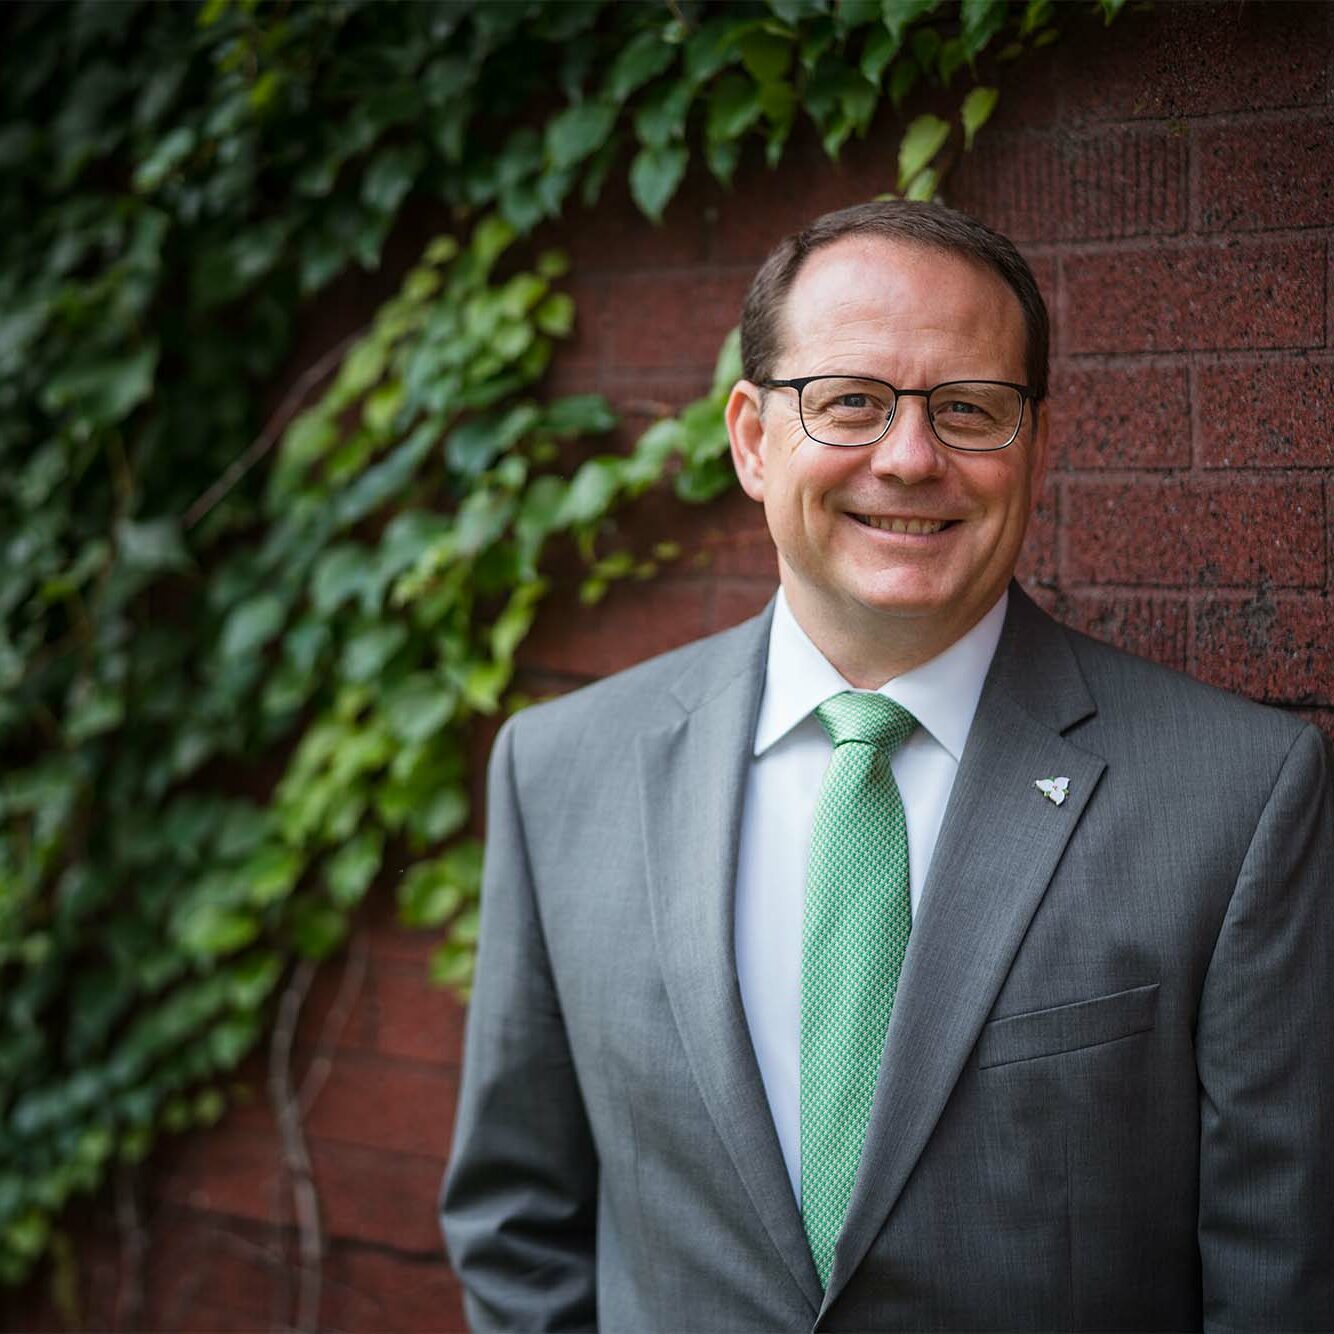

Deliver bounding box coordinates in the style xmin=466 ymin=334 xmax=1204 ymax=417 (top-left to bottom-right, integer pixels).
xmin=727 ymin=236 xmax=1048 ymax=665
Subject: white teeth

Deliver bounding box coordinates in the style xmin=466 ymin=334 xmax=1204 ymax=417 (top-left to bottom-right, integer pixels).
xmin=856 ymin=515 xmax=948 ymax=535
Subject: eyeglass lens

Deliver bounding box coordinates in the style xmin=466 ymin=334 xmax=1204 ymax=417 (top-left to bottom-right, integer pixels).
xmin=797 ymin=377 xmax=1023 ymax=450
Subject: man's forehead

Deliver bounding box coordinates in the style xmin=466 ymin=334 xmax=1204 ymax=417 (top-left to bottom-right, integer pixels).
xmin=790 ymin=233 xmax=1000 ymax=299
xmin=778 ymin=234 xmax=1024 ymax=351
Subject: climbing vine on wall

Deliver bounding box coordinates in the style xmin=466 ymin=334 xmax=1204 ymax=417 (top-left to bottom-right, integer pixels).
xmin=0 ymin=0 xmax=1126 ymax=1296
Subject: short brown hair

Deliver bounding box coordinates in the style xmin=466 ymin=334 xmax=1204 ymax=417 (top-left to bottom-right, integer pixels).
xmin=740 ymin=199 xmax=1050 ymax=401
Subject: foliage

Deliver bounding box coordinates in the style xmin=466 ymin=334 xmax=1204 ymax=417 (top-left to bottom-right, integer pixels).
xmin=0 ymin=0 xmax=1124 ymax=1294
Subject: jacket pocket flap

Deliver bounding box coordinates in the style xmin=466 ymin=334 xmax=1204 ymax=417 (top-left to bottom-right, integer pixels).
xmin=976 ymin=982 xmax=1159 ymax=1070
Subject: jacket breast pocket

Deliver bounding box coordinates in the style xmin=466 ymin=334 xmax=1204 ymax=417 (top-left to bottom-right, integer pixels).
xmin=975 ymin=982 xmax=1158 ymax=1070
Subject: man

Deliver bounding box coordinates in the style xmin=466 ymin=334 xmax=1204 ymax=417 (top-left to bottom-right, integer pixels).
xmin=440 ymin=201 xmax=1334 ymax=1331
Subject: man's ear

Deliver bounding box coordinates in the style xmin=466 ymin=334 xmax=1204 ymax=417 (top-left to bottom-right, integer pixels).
xmin=726 ymin=380 xmax=767 ymax=503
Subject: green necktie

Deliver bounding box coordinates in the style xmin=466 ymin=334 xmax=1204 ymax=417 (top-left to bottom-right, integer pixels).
xmin=800 ymin=690 xmax=917 ymax=1288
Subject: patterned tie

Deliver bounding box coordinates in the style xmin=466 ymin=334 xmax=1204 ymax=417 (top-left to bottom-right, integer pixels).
xmin=800 ymin=690 xmax=916 ymax=1288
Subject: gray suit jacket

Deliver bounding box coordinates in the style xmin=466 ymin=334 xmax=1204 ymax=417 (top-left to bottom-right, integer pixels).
xmin=441 ymin=586 xmax=1334 ymax=1332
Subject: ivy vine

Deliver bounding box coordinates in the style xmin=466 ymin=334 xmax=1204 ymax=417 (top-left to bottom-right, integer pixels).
xmin=0 ymin=0 xmax=1126 ymax=1298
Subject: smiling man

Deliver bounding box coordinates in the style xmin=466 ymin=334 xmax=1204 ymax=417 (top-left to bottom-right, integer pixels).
xmin=441 ymin=202 xmax=1334 ymax=1332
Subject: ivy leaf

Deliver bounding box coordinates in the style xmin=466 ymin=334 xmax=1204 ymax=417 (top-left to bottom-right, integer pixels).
xmin=174 ymin=904 xmax=260 ymax=961
xmin=310 ymin=545 xmax=376 ymax=616
xmin=707 ymin=73 xmax=765 ymax=142
xmin=545 ymin=101 xmax=618 ymax=170
xmin=131 ymin=125 xmax=195 ymax=192
xmin=64 ymin=679 xmax=124 ymax=743
xmin=961 ymin=0 xmax=1008 ymax=56
xmin=1020 ymin=0 xmax=1053 ymax=35
xmin=115 ymin=516 xmax=192 ymax=574
xmin=629 ymin=143 xmax=689 ymax=223
xmin=383 ymin=674 xmax=455 ymax=745
xmin=287 ymin=898 xmax=347 ymax=960
xmin=44 ymin=344 xmax=158 ymax=425
xmin=706 ymin=135 xmax=742 ymax=186
xmin=535 ymin=292 xmax=575 ymax=337
xmin=835 ymin=0 xmax=881 ymax=30
xmin=325 ymin=830 xmax=383 ymax=907
xmin=888 ymin=55 xmax=919 ymax=107
xmin=896 ymin=113 xmax=949 ymax=190
xmin=861 ymin=24 xmax=902 ymax=84
xmin=543 ymin=394 xmax=617 ymax=437
xmin=767 ymin=0 xmax=829 ymax=23
xmin=684 ymin=17 xmax=755 ymax=85
xmin=604 ymin=29 xmax=677 ymax=103
xmin=960 ymin=85 xmax=999 ymax=150
xmin=241 ymin=844 xmax=303 ymax=907
xmin=361 ymin=145 xmax=424 ymax=215
xmin=558 ymin=458 xmax=621 ymax=527
xmin=340 ymin=623 xmax=408 ymax=683
xmin=446 ymin=404 xmax=542 ymax=477
xmin=904 ymin=165 xmax=939 ymax=200
xmin=739 ymin=31 xmax=793 ymax=84
xmin=634 ymin=79 xmax=693 ymax=149
xmin=220 ymin=592 xmax=286 ymax=660
xmin=884 ymin=0 xmax=940 ymax=43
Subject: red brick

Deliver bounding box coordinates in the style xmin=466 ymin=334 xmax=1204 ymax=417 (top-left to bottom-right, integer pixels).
xmin=1061 ymin=477 xmax=1325 ymax=588
xmin=547 ymin=275 xmax=604 ymax=376
xmin=708 ymin=579 xmax=777 ymax=632
xmin=304 ymin=1052 xmax=456 ymax=1158
xmin=702 ymin=522 xmax=779 ymax=579
xmin=1048 ymin=361 xmax=1190 ymax=469
xmin=1046 ymin=591 xmax=1188 ymax=672
xmin=548 ymin=167 xmax=712 ymax=275
xmin=360 ymin=876 xmax=442 ymax=965
xmin=520 ymin=575 xmax=713 ymax=677
xmin=1064 ymin=239 xmax=1325 ymax=355
xmin=1059 ymin=2 xmax=1328 ymax=123
xmin=1292 ymin=707 xmax=1334 ymax=744
xmin=144 ymin=1209 xmax=287 ymax=1333
xmin=311 ymin=1139 xmax=445 ymax=1252
xmin=1192 ymin=593 xmax=1333 ymax=703
xmin=324 ymin=1243 xmax=466 ymax=1333
xmin=1197 ymin=356 xmax=1334 ymax=468
xmin=706 ymin=122 xmax=903 ymax=266
xmin=154 ymin=1098 xmax=283 ymax=1226
xmin=297 ymin=946 xmax=378 ymax=1056
xmin=373 ymin=959 xmax=466 ymax=1066
xmin=951 ymin=127 xmax=1186 ymax=245
xmin=600 ymin=269 xmax=749 ymax=373
xmin=1196 ymin=115 xmax=1334 ymax=233
xmin=1015 ymin=471 xmax=1058 ymax=588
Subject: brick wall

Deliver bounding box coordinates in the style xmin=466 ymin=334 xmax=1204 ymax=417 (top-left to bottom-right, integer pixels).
xmin=13 ymin=5 xmax=1330 ymax=1331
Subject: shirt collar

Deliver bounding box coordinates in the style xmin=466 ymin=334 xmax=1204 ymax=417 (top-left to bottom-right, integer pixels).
xmin=753 ymin=586 xmax=1008 ymax=762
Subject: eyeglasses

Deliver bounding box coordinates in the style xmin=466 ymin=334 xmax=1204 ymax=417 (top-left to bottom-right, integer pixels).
xmin=760 ymin=375 xmax=1037 ymax=452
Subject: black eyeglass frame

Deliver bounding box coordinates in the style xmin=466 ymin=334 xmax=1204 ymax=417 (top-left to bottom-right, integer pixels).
xmin=760 ymin=374 xmax=1040 ymax=453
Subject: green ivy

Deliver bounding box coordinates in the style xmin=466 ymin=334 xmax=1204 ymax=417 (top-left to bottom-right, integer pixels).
xmin=0 ymin=0 xmax=1126 ymax=1294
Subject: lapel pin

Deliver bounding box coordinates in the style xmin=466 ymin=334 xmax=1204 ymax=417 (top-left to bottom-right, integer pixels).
xmin=1035 ymin=776 xmax=1070 ymax=806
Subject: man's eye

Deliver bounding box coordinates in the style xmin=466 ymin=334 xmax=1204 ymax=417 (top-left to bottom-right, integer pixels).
xmin=837 ymin=394 xmax=871 ymax=408
xmin=940 ymin=399 xmax=982 ymax=415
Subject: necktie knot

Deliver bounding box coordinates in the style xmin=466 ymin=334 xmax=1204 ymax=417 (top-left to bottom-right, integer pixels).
xmin=815 ymin=691 xmax=916 ymax=753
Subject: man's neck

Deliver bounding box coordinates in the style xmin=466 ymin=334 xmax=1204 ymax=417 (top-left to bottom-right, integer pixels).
xmin=779 ymin=579 xmax=997 ymax=689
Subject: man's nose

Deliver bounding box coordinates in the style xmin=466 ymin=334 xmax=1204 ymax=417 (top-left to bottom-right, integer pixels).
xmin=866 ymin=395 xmax=949 ymax=484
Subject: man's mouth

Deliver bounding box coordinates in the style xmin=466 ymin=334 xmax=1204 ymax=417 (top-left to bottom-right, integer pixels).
xmin=850 ymin=514 xmax=955 ymax=535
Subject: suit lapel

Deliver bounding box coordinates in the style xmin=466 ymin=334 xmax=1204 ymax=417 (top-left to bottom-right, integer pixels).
xmin=821 ymin=588 xmax=1107 ymax=1316
xmin=638 ymin=606 xmax=825 ymax=1315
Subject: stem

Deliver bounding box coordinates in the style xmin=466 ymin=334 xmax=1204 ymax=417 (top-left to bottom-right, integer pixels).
xmin=268 ymin=958 xmax=323 ymax=1334
xmin=183 ymin=331 xmax=361 ymax=530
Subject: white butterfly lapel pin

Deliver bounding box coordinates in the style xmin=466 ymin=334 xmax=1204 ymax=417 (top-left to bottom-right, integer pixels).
xmin=1035 ymin=776 xmax=1070 ymax=806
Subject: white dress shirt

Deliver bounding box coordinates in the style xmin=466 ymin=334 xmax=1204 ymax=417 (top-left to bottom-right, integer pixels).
xmin=733 ymin=587 xmax=1008 ymax=1201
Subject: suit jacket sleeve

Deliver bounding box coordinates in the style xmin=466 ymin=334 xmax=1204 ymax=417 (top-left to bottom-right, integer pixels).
xmin=1197 ymin=722 xmax=1334 ymax=1330
xmin=440 ymin=715 xmax=599 ymax=1332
